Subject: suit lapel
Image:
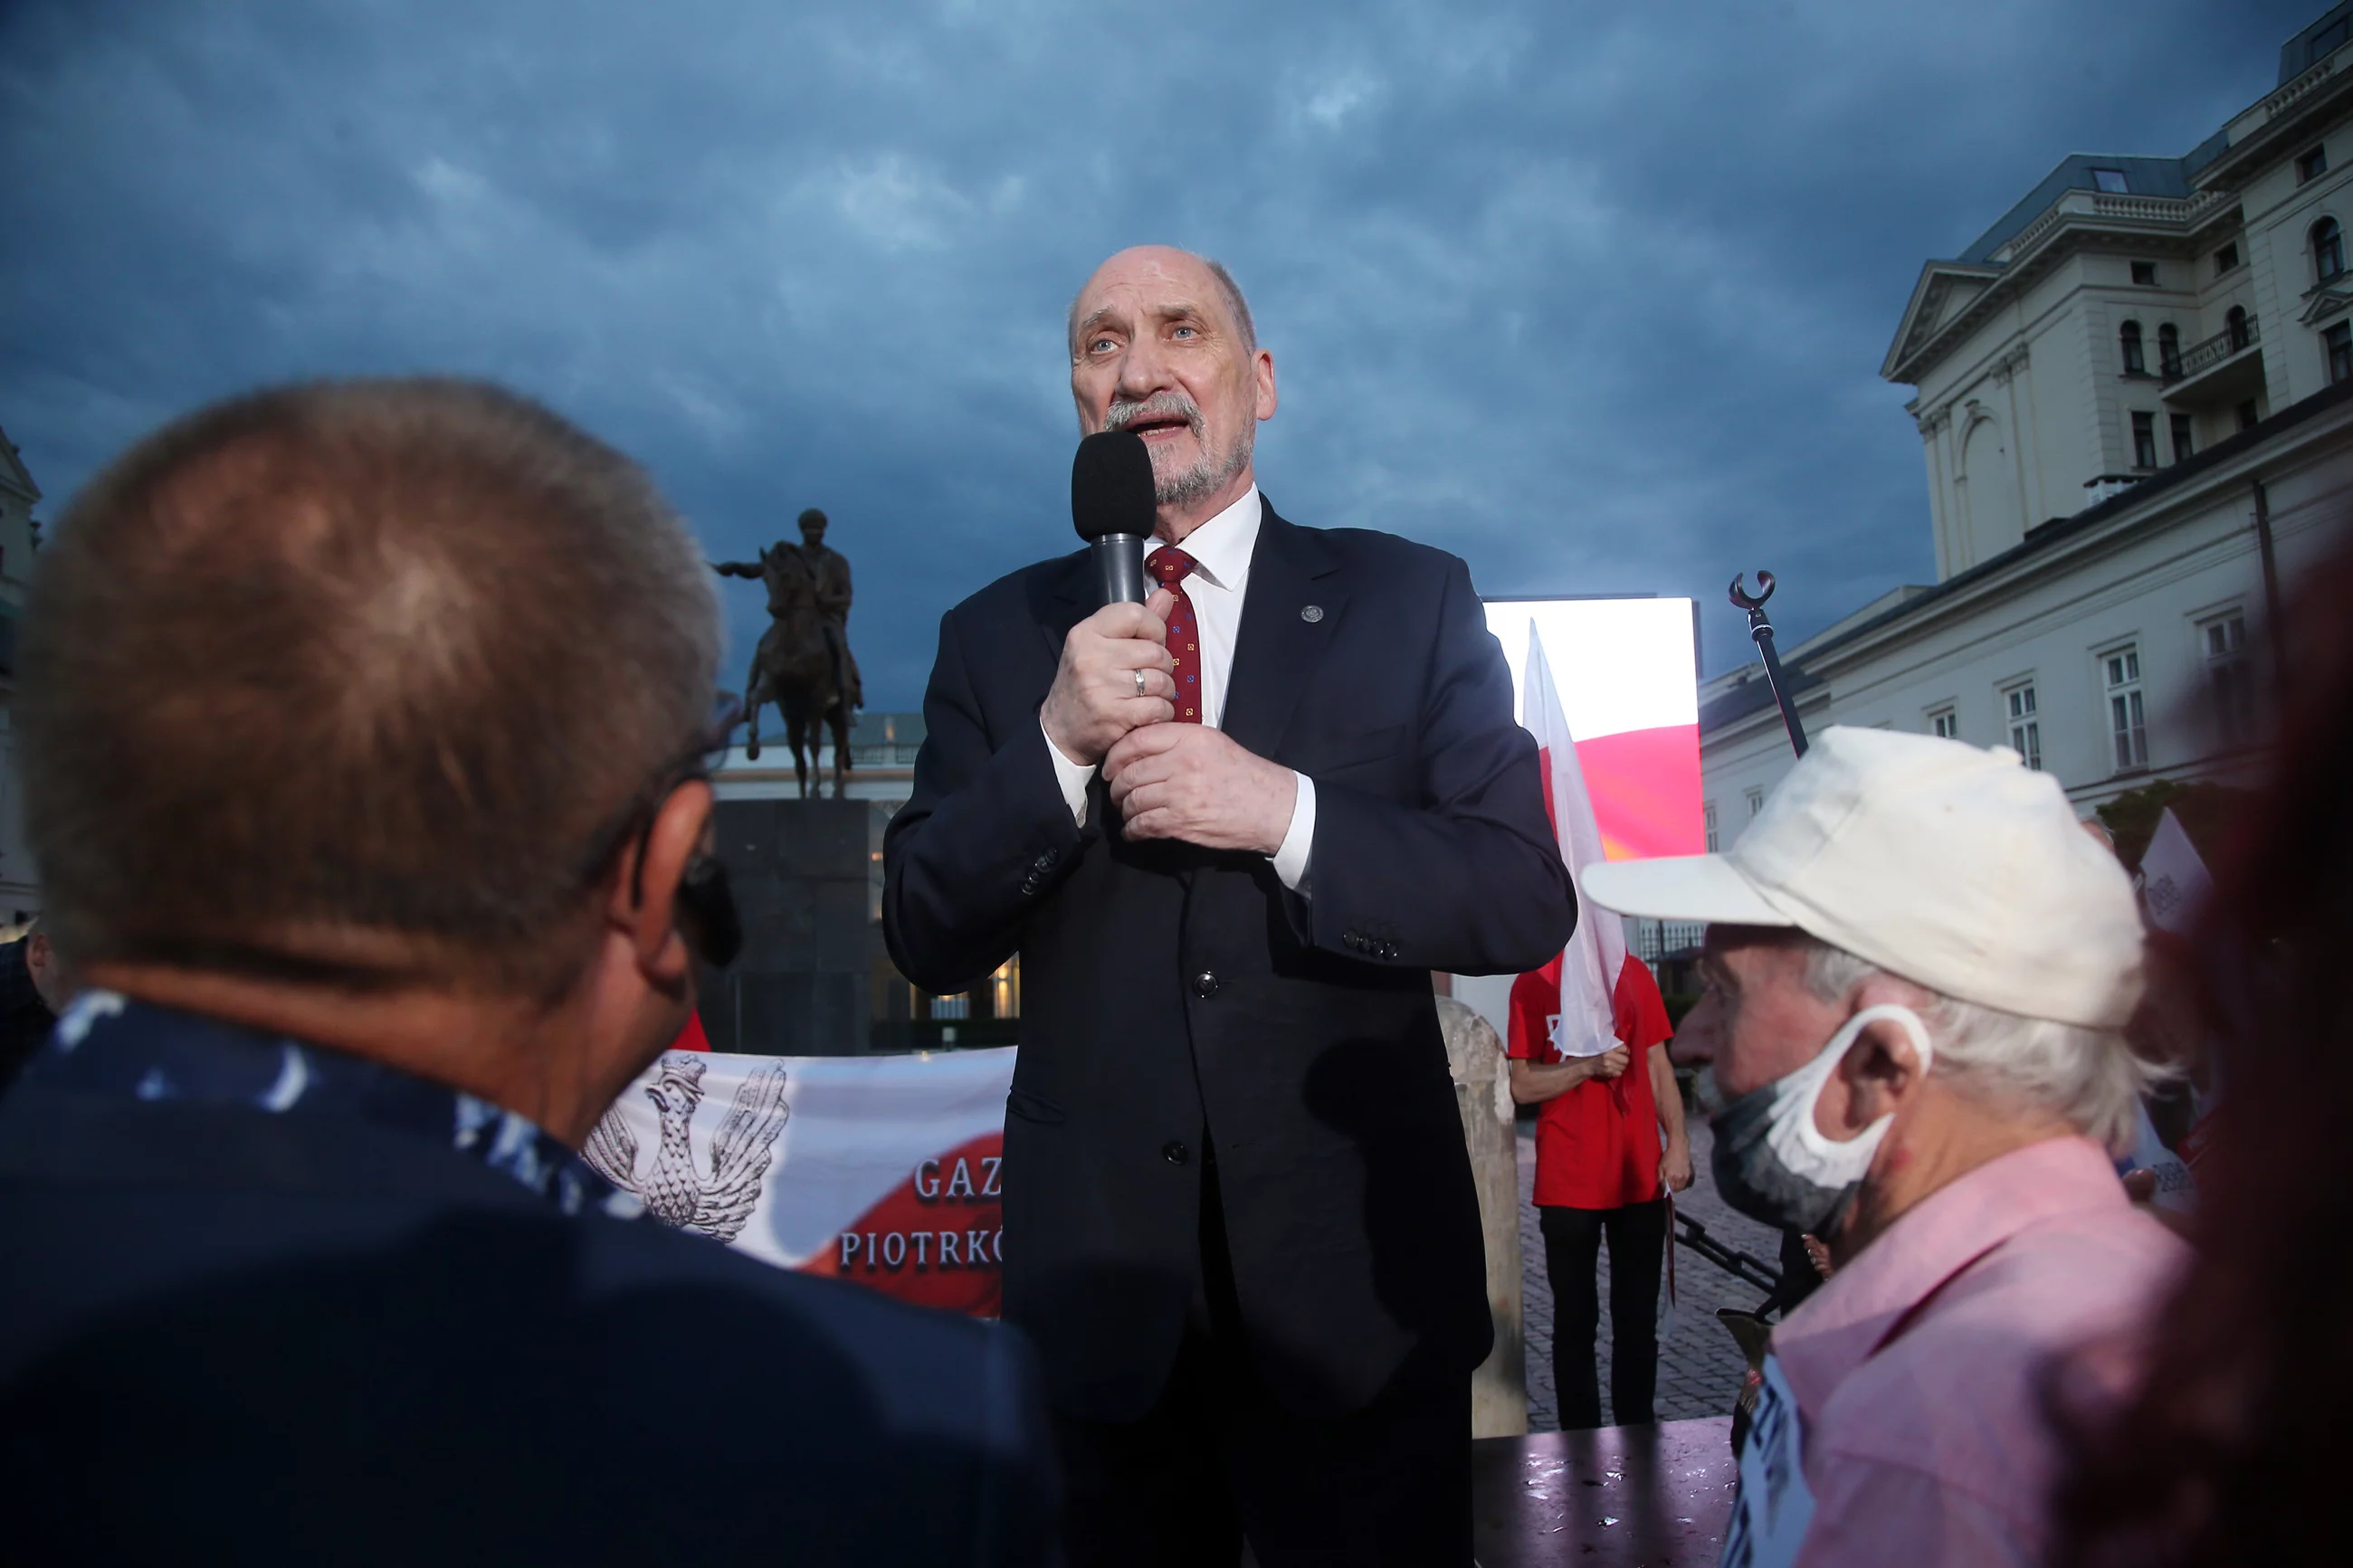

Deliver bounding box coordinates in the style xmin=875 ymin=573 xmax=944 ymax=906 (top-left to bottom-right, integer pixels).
xmin=1029 ymin=549 xmax=1095 ymax=667
xmin=1221 ymin=500 xmax=1345 ymax=760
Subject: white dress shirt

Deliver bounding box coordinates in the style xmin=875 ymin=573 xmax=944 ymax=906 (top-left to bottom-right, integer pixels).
xmin=1041 ymin=485 xmax=1317 ymax=891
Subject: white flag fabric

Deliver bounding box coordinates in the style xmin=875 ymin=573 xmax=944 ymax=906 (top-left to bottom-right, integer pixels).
xmin=586 ymin=1047 xmax=1016 ymax=1316
xmin=2139 ymin=808 xmax=2214 ymax=936
xmin=1526 ymin=625 xmax=1627 ymax=1059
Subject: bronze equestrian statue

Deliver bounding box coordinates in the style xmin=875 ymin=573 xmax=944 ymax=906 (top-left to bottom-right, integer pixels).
xmin=712 ymin=508 xmax=863 ymax=799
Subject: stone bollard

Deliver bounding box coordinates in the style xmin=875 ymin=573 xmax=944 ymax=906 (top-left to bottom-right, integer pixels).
xmin=1438 ymin=995 xmax=1528 ymax=1439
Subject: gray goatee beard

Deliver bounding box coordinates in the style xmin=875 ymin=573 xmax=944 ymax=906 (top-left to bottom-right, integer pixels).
xmin=1103 ymin=392 xmax=1254 ymax=508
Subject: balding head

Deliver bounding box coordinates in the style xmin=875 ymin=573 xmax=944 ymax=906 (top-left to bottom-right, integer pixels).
xmin=1067 ymin=246 xmax=1255 ymax=356
xmin=20 ymin=379 xmax=720 ymax=995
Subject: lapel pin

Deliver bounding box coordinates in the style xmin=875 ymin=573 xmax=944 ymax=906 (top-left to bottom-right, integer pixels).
xmin=1300 ymin=604 xmax=1324 ymax=623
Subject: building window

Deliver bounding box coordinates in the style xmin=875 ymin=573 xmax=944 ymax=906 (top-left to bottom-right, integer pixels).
xmin=2300 ymin=145 xmax=2329 ymax=183
xmin=2158 ymin=323 xmax=2182 ymax=376
xmin=1745 ymin=787 xmax=1765 ymax=819
xmin=2130 ymin=261 xmax=2158 ymax=286
xmin=2314 ymin=216 xmax=2346 ymax=281
xmin=2132 ymin=410 xmax=2158 ymax=468
xmin=2120 ymin=320 xmax=2146 ymax=375
xmin=928 ymin=993 xmax=969 ymax=1021
xmin=2005 ymin=683 xmax=2043 ymax=770
xmin=2329 ymin=321 xmax=2353 ymax=385
xmin=2237 ymin=398 xmax=2261 ymax=431
xmin=1929 ymin=707 xmax=1959 ymax=739
xmin=2202 ymin=613 xmax=2254 ymax=746
xmin=1703 ymin=801 xmax=1719 ymax=852
xmin=2170 ymin=413 xmax=2195 ymax=462
xmin=2102 ymin=646 xmax=2148 ymax=771
xmin=2225 ymin=305 xmax=2251 ymax=352
xmin=2215 ymin=242 xmax=2242 ymax=275
xmin=2091 ymin=167 xmax=2129 ymax=194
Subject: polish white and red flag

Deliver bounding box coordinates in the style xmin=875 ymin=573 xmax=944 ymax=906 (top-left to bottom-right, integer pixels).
xmin=592 ymin=1046 xmax=1017 ymax=1316
xmin=1485 ymin=597 xmax=1703 ymax=866
xmin=1519 ymin=624 xmax=1659 ymax=1063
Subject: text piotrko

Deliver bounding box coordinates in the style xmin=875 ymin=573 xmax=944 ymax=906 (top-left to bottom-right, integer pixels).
xmin=836 ymin=1155 xmax=1005 ymax=1273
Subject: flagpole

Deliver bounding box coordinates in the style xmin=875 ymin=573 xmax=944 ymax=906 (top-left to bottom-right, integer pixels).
xmin=1729 ymin=571 xmax=1809 ymax=758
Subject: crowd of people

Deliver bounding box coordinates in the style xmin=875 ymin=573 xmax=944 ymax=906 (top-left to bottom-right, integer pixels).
xmin=0 ymin=243 xmax=2341 ymax=1565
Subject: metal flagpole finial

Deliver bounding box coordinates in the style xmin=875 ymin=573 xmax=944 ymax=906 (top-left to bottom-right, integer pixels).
xmin=1727 ymin=568 xmax=1810 ymax=758
xmin=1728 ymin=570 xmax=1777 ymax=613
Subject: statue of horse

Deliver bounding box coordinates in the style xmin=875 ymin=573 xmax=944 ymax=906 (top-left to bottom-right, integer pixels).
xmin=718 ymin=546 xmax=853 ymax=799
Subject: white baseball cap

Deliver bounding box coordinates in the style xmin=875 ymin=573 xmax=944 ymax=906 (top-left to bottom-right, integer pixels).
xmin=1579 ymin=727 xmax=2146 ymax=1029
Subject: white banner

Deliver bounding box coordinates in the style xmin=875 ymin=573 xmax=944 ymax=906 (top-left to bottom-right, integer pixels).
xmin=584 ymin=1047 xmax=1017 ymax=1315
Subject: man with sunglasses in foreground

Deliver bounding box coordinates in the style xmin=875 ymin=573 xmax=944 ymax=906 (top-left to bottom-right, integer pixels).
xmin=0 ymin=381 xmax=1056 ymax=1563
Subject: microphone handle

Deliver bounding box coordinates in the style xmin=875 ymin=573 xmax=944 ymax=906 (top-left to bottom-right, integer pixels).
xmin=1091 ymin=535 xmax=1148 ymax=605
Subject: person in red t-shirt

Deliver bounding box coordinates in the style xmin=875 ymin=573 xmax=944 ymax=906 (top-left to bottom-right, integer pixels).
xmin=1507 ymin=954 xmax=1692 ymax=1429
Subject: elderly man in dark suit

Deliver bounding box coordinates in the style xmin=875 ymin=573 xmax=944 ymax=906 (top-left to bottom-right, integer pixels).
xmin=0 ymin=381 xmax=1055 ymax=1565
xmin=886 ymin=246 xmax=1577 ymax=1566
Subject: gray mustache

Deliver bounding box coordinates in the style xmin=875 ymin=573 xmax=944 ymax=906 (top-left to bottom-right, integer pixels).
xmin=1103 ymin=394 xmax=1204 ymax=436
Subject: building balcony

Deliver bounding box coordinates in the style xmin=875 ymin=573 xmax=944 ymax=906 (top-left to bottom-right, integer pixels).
xmin=2163 ymin=315 xmax=2264 ymax=410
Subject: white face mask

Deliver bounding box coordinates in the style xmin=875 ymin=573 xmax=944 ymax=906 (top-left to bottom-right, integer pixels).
xmin=1710 ymin=1003 xmax=1937 ymax=1234
xmin=1767 ymin=1003 xmax=1936 ymax=1185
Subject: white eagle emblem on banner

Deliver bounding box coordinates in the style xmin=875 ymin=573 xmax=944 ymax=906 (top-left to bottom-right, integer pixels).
xmin=583 ymin=1054 xmax=790 ymax=1241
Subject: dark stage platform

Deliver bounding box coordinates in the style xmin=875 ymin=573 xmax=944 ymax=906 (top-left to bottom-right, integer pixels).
xmin=1471 ymin=1417 xmax=1737 ymax=1566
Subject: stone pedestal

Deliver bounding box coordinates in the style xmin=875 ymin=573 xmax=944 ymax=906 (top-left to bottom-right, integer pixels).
xmin=697 ymin=797 xmax=873 ymax=1054
xmin=1441 ymin=995 xmax=1529 ymax=1439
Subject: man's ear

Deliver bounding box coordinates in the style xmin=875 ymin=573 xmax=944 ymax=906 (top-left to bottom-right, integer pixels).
xmin=1829 ymin=1015 xmax=1929 ymax=1134
xmin=609 ymin=780 xmax=715 ymax=985
xmin=1253 ymin=347 xmax=1278 ymax=421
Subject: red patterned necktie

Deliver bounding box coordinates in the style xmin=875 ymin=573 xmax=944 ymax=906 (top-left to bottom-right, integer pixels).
xmin=1148 ymin=546 xmax=1204 ymax=724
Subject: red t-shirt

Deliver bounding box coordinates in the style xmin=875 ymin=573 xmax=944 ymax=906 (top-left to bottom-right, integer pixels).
xmin=1507 ymin=952 xmax=1673 ymax=1210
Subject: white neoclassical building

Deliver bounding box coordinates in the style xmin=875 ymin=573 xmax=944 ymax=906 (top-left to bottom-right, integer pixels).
xmin=1700 ymin=5 xmax=2353 ymax=838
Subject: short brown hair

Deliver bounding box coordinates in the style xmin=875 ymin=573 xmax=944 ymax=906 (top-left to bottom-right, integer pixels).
xmin=19 ymin=379 xmax=719 ymax=992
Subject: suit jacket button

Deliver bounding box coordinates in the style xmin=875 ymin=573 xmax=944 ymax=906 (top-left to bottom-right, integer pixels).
xmin=1162 ymin=1141 xmax=1189 ymax=1165
xmin=1021 ymin=875 xmax=1040 ymax=896
xmin=1192 ymin=970 xmax=1219 ymax=998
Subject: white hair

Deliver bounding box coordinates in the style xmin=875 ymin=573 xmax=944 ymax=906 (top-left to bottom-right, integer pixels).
xmin=1799 ymin=938 xmax=2164 ymax=1154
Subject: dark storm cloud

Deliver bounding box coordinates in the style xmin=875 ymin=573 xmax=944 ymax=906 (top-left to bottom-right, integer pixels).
xmin=0 ymin=0 xmax=2323 ymax=694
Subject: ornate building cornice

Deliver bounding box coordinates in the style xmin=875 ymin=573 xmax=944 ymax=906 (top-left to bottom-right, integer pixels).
xmin=1884 ymin=194 xmax=2238 ymax=386
xmin=2300 ymin=283 xmax=2353 ymax=327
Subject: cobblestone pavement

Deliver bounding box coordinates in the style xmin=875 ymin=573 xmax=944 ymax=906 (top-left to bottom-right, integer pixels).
xmin=1518 ymin=1116 xmax=1789 ymax=1430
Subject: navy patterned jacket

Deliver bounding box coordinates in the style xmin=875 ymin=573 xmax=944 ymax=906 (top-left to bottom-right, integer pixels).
xmin=0 ymin=993 xmax=1058 ymax=1566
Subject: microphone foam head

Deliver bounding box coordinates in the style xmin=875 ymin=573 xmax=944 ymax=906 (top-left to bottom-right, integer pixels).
xmin=1071 ymin=429 xmax=1157 ymax=542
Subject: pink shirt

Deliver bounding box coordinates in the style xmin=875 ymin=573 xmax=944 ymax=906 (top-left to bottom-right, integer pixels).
xmin=1763 ymin=1136 xmax=2186 ymax=1567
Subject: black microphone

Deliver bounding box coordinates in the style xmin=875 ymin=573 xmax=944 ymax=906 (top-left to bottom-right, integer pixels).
xmin=1071 ymin=429 xmax=1157 ymax=605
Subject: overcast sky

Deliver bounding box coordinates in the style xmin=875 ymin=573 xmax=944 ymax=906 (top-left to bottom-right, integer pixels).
xmin=0 ymin=0 xmax=2324 ymax=701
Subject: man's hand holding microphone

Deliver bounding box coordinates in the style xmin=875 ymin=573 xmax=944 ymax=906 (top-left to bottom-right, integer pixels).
xmin=1049 ymin=431 xmax=1298 ymax=857
xmin=1040 ymin=587 xmax=1180 ymax=760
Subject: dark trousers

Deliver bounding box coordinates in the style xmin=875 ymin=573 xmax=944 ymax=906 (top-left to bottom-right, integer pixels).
xmin=1538 ymin=1199 xmax=1668 ymax=1430
xmin=1052 ymin=1155 xmax=1472 ymax=1567
xmin=1766 ymin=1227 xmax=1824 ymax=1317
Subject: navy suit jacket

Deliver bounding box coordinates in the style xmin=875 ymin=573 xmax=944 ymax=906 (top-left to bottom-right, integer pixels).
xmin=884 ymin=500 xmax=1577 ymax=1422
xmin=0 ymin=1079 xmax=1058 ymax=1564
